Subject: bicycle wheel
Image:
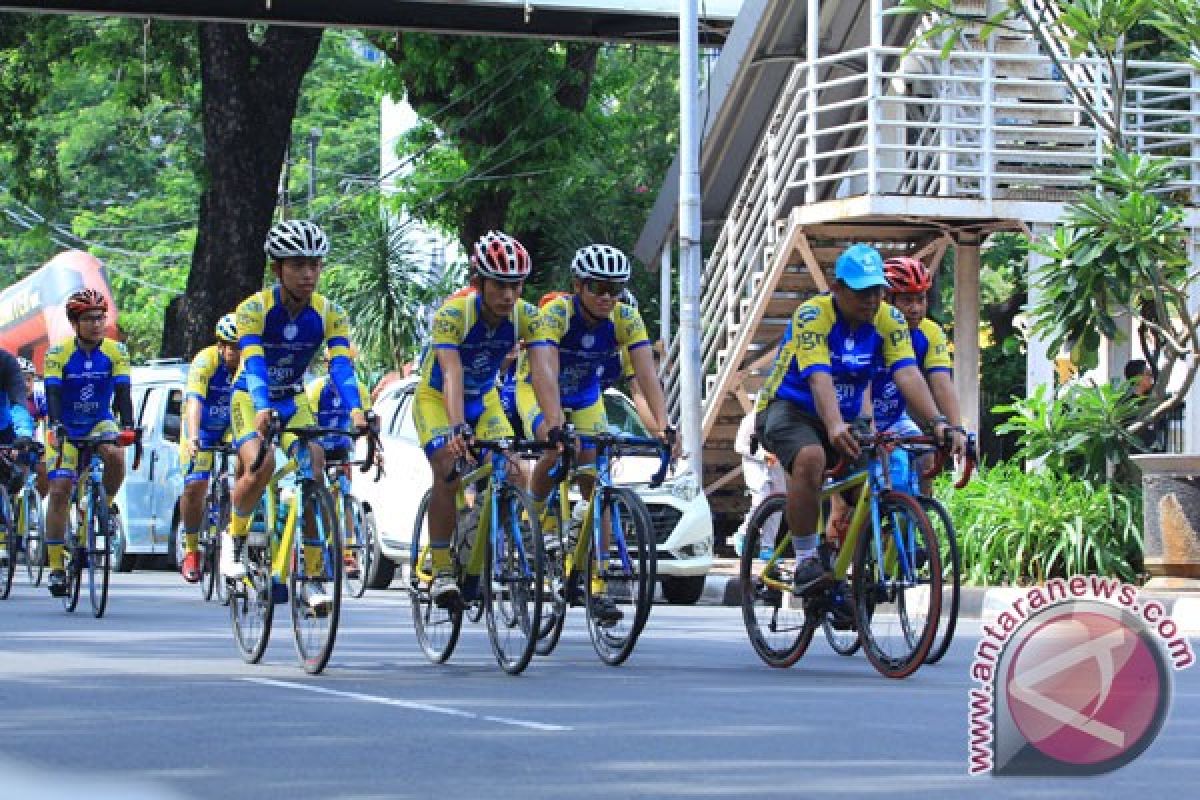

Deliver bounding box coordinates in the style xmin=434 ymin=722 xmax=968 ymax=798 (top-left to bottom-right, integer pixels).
xmin=852 ymin=491 xmax=941 ymax=679
xmin=408 ymin=489 xmax=462 ymax=663
xmin=919 ymin=496 xmax=960 ymax=665
xmin=739 ymin=495 xmax=814 ymax=668
xmin=584 ymin=486 xmax=655 ymax=666
xmin=820 ymin=580 xmax=861 ymax=657
xmin=62 ymin=513 xmax=82 ymax=612
xmin=342 ymin=495 xmax=370 ymax=599
xmin=483 ymin=486 xmax=543 ymax=675
xmin=0 ymin=487 xmax=15 ymax=599
xmin=200 ymin=521 xmax=217 ymax=603
xmin=87 ymin=485 xmax=112 ymax=618
xmin=288 ymin=481 xmax=342 ymax=674
xmin=534 ymin=489 xmax=568 ymax=657
xmin=230 ymin=506 xmax=274 ymax=664
xmin=22 ymin=489 xmax=45 ymax=587
xmin=213 ymin=492 xmax=232 ymax=606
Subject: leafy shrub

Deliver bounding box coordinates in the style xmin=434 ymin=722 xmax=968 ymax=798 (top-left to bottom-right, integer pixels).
xmin=936 ymin=461 xmax=1142 ymax=585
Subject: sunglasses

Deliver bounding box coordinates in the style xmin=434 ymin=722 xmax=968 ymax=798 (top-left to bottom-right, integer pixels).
xmin=584 ymin=279 xmax=626 ymax=298
xmin=78 ymin=314 xmax=107 ymax=324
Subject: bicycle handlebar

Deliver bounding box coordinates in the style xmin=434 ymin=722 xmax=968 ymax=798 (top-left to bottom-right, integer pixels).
xmin=250 ymin=409 xmax=381 ymax=475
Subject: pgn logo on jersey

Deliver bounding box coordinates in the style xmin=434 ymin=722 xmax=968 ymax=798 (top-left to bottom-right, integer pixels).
xmin=80 ymin=384 xmax=95 ymax=402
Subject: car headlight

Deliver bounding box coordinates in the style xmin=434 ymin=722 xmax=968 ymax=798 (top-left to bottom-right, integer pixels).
xmin=668 ymin=472 xmax=701 ymax=503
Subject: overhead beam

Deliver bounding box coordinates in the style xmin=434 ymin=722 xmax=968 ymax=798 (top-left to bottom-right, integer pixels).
xmin=0 ymin=0 xmax=737 ymax=45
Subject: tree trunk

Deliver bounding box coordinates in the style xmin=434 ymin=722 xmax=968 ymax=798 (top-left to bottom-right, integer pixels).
xmin=160 ymin=23 xmax=322 ymax=358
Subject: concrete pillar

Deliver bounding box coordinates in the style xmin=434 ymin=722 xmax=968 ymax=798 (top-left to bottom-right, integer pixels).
xmin=953 ymin=234 xmax=981 ymax=436
xmin=1025 ymin=224 xmax=1058 ymax=394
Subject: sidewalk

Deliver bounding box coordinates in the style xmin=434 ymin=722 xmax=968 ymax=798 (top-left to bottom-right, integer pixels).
xmin=689 ymin=558 xmax=1200 ymax=633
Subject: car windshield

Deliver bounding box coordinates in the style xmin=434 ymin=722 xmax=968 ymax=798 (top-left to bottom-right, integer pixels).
xmin=603 ymin=391 xmax=650 ymax=438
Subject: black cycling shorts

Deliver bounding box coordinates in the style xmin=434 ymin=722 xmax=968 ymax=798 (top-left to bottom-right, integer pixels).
xmin=755 ymin=399 xmax=837 ymax=475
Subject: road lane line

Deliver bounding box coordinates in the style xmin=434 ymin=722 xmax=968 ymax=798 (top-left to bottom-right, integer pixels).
xmin=241 ymin=677 xmax=572 ymax=732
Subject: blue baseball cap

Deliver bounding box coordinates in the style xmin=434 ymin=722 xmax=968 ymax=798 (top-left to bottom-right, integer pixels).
xmin=834 ymin=244 xmax=888 ymax=290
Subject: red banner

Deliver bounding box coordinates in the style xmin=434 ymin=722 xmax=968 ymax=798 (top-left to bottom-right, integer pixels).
xmin=0 ymin=250 xmax=120 ymax=371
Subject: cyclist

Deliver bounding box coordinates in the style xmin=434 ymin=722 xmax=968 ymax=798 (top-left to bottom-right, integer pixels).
xmin=17 ymin=356 xmax=48 ymax=496
xmin=221 ymin=219 xmax=367 ymax=616
xmin=305 ymin=347 xmax=376 ymax=577
xmin=872 ymin=256 xmax=964 ymax=493
xmin=0 ymin=349 xmax=34 ymax=446
xmin=523 ymin=244 xmax=676 ymax=625
xmin=754 ymin=243 xmax=965 ymax=597
xmin=42 ymin=289 xmax=136 ymax=598
xmin=415 ymin=230 xmax=538 ymax=608
xmin=177 ymin=313 xmax=241 ymax=583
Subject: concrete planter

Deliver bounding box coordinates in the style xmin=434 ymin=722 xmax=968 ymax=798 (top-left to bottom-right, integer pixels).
xmin=1132 ymin=454 xmax=1200 ymax=589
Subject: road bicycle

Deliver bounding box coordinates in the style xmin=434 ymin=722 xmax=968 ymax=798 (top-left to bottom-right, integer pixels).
xmin=740 ymin=427 xmax=946 ymax=679
xmin=0 ymin=438 xmax=44 ymax=596
xmin=409 ymin=436 xmax=547 ymax=675
xmin=55 ymin=428 xmax=143 ymax=618
xmin=228 ymin=413 xmax=379 ymax=674
xmin=187 ymin=443 xmax=238 ymax=604
xmin=324 ymin=449 xmax=381 ymax=599
xmin=535 ymin=429 xmax=672 ymax=666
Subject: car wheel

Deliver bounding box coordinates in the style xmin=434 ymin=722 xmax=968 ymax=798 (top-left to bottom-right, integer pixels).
xmin=364 ymin=507 xmax=396 ymax=589
xmin=111 ymin=510 xmax=136 ymax=573
xmin=661 ymin=575 xmax=705 ymax=605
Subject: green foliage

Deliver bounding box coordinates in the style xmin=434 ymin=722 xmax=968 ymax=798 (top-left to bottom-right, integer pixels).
xmin=1029 ymin=151 xmax=1190 ymax=373
xmin=993 ymin=382 xmax=1144 ymax=485
xmin=936 ymin=461 xmax=1143 ymax=584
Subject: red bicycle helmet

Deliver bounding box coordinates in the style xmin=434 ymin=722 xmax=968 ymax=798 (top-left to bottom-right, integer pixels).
xmin=65 ymin=288 xmax=108 ymax=321
xmin=884 ymin=256 xmax=933 ymax=293
xmin=471 ymin=231 xmax=531 ymax=283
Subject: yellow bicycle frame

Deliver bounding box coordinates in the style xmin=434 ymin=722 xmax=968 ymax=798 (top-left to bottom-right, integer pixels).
xmin=413 ymin=460 xmax=496 ymax=586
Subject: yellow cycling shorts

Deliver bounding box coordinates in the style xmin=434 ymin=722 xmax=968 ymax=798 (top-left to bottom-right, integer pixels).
xmin=414 ymin=385 xmax=512 ymax=457
xmin=47 ymin=419 xmax=120 ymax=481
xmin=179 ymin=429 xmax=233 ymax=485
xmin=516 ymin=381 xmax=607 ymax=448
xmin=231 ymin=389 xmax=315 ymax=457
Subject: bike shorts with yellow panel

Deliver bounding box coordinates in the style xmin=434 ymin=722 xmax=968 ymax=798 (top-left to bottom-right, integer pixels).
xmin=179 ymin=429 xmax=232 ymax=485
xmin=516 ymin=381 xmax=607 ymax=451
xmin=414 ymin=385 xmax=512 ymax=457
xmin=231 ymin=389 xmax=316 ymax=457
xmin=47 ymin=419 xmax=120 ymax=482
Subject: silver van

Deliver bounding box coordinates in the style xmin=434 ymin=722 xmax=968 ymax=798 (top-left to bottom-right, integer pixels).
xmin=111 ymin=359 xmax=188 ymax=571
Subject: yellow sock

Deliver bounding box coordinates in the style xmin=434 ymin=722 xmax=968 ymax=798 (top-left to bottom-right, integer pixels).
xmin=304 ymin=545 xmax=324 ymax=578
xmin=230 ymin=510 xmax=252 ymax=537
xmin=591 ymin=576 xmax=607 ymax=595
xmin=431 ymin=545 xmax=451 ymax=572
xmin=48 ymin=544 xmax=64 ymax=570
xmin=184 ymin=531 xmax=199 ymax=553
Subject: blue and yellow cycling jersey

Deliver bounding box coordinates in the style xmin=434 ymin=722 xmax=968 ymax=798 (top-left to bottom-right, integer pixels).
xmin=306 ymin=374 xmax=372 ymax=450
xmin=523 ymin=295 xmax=649 ymax=408
xmin=872 ymin=317 xmax=952 ymax=430
xmin=756 ymin=294 xmax=915 ymax=421
xmin=234 ymin=285 xmax=360 ymax=414
xmin=418 ymin=294 xmax=539 ymax=402
xmin=598 ymin=346 xmax=634 ymax=391
xmin=186 ymin=345 xmax=235 ymax=440
xmin=498 ymin=360 xmax=519 ymax=418
xmin=43 ymin=337 xmax=131 ymax=436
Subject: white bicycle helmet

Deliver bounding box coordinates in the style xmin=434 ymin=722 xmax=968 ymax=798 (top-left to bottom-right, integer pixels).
xmin=617 ymin=288 xmax=638 ymax=309
xmin=571 ymin=244 xmax=631 ymax=282
xmin=264 ymin=219 xmax=330 ymax=259
xmin=215 ymin=313 xmax=239 ymax=344
xmin=471 ymin=231 xmax=531 ymax=282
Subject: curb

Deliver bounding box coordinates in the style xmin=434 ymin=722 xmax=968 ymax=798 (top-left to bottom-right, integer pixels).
xmin=694 ymin=574 xmax=1200 ymax=633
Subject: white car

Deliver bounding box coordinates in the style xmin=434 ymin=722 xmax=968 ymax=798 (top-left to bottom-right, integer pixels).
xmin=353 ymin=376 xmax=714 ymax=603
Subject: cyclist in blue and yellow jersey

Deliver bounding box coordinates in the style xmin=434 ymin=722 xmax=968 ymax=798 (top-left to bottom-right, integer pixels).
xmin=17 ymin=356 xmax=49 ymax=496
xmin=871 ymin=256 xmax=964 ymax=493
xmin=523 ymin=244 xmax=676 ymax=625
xmin=42 ymin=289 xmax=136 ymax=598
xmin=177 ymin=313 xmax=241 ymax=583
xmin=0 ymin=349 xmax=34 ymax=446
xmin=754 ymin=244 xmax=966 ymax=597
xmin=307 ymin=348 xmax=377 ymax=578
xmin=220 ymin=219 xmax=367 ymax=616
xmin=416 ymin=230 xmax=538 ymax=607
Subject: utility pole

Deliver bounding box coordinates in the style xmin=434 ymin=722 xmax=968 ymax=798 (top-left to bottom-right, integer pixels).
xmin=679 ymin=0 xmax=703 ymax=478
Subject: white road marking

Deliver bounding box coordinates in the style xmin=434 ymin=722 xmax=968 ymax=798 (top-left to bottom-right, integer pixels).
xmin=241 ymin=677 xmax=573 ymax=731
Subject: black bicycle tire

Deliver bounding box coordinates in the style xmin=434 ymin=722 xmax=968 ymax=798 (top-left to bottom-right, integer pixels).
xmin=230 ymin=500 xmax=274 ymax=663
xmin=88 ymin=483 xmax=111 ymax=618
xmin=409 ymin=489 xmax=463 ymax=664
xmin=289 ymin=481 xmax=342 ymax=674
xmin=738 ymin=494 xmax=815 ymax=668
xmin=583 ymin=486 xmax=655 ymax=667
xmin=0 ymin=487 xmax=15 ymax=599
xmin=343 ymin=495 xmax=369 ymax=599
xmin=919 ymin=496 xmax=960 ymax=665
xmin=852 ymin=491 xmax=941 ymax=679
xmin=534 ymin=488 xmax=568 ymax=657
xmin=484 ymin=485 xmax=544 ymax=675
xmin=200 ymin=489 xmax=218 ymax=603
xmin=22 ymin=489 xmax=45 ymax=587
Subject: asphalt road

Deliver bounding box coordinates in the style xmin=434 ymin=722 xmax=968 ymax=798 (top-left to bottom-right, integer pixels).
xmin=1 ymin=572 xmax=1197 ymax=799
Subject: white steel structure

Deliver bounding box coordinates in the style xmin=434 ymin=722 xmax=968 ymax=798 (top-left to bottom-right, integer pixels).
xmin=637 ymin=0 xmax=1200 ymax=528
